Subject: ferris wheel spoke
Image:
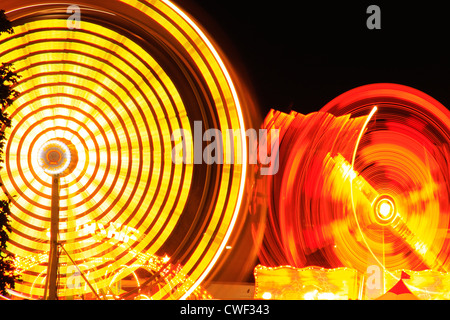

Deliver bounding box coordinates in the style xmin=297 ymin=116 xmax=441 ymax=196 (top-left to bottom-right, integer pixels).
xmin=330 ymin=151 xmax=446 ymax=272
xmin=388 ymin=213 xmax=446 ymax=272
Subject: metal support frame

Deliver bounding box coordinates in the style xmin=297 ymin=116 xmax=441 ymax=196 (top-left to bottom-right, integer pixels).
xmin=43 ymin=174 xmax=60 ymax=300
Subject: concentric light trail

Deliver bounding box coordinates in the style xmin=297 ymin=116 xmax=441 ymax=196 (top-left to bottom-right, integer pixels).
xmin=1 ymin=0 xmax=247 ymax=299
xmin=254 ymin=84 xmax=450 ymax=277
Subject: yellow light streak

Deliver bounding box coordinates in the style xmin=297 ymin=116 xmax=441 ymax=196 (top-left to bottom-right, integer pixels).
xmin=1 ymin=0 xmax=246 ymax=299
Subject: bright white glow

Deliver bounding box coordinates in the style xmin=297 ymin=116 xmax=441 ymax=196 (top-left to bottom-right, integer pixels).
xmin=379 ymin=202 xmax=392 ymax=218
xmin=318 ymin=292 xmax=335 ymax=300
xmin=262 ymin=292 xmax=272 ymax=299
xmin=304 ymin=290 xmax=318 ymax=300
xmin=375 ymin=197 xmax=395 ymax=222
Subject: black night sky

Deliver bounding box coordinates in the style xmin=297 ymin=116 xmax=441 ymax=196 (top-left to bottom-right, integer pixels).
xmin=180 ymin=1 xmax=450 ymax=118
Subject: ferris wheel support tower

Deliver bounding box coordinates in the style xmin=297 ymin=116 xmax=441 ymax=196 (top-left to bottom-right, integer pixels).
xmin=38 ymin=140 xmax=76 ymax=300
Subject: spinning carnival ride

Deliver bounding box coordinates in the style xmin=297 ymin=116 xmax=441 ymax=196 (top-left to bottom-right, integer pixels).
xmin=2 ymin=1 xmax=450 ymax=301
xmin=0 ymin=0 xmax=250 ymax=299
xmin=253 ymin=83 xmax=450 ymax=299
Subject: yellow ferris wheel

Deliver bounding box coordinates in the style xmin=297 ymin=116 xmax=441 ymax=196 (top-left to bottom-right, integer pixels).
xmin=0 ymin=0 xmax=250 ymax=300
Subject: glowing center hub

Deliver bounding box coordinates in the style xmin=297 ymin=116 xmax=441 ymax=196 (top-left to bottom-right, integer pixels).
xmin=38 ymin=140 xmax=72 ymax=175
xmin=47 ymin=150 xmax=62 ymax=164
xmin=378 ymin=202 xmax=392 ymax=218
xmin=374 ymin=195 xmax=396 ymax=224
